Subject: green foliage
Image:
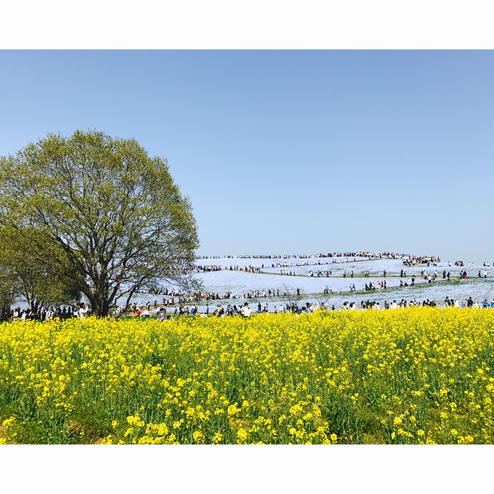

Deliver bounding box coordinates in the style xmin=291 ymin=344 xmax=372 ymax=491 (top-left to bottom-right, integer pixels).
xmin=0 ymin=131 xmax=199 ymax=316
xmin=0 ymin=226 xmax=81 ymax=313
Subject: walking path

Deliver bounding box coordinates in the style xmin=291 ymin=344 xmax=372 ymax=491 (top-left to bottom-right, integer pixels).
xmin=132 ymin=278 xmax=465 ymax=312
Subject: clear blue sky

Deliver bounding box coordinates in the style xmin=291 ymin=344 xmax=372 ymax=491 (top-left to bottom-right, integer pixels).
xmin=0 ymin=51 xmax=492 ymax=261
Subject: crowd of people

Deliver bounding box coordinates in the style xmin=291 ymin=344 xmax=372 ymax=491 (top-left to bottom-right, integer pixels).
xmin=198 ymin=251 xmax=410 ymax=261
xmin=8 ymin=291 xmax=494 ymax=322
xmin=138 ymin=288 xmax=296 ymax=307
xmin=10 ymin=303 xmax=91 ymax=321
xmin=191 ymin=264 xmax=263 ymax=274
xmin=133 ymin=265 xmax=488 ymax=308
xmin=402 ymin=255 xmax=442 ymax=266
xmin=189 ymin=263 xmax=491 ymax=281
xmin=191 ymin=257 xmax=377 ymax=275
xmin=128 ymin=296 xmax=494 ymax=319
xmin=192 ymin=265 xmax=223 ymax=273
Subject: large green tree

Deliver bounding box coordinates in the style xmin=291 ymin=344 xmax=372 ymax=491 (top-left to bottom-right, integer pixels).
xmin=0 ymin=131 xmax=199 ymax=316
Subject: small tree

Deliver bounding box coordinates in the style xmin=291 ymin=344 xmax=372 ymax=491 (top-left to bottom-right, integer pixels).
xmin=0 ymin=131 xmax=199 ymax=316
xmin=0 ymin=226 xmax=81 ymax=313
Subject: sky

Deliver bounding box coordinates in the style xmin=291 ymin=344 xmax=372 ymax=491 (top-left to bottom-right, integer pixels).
xmin=0 ymin=50 xmax=492 ymax=261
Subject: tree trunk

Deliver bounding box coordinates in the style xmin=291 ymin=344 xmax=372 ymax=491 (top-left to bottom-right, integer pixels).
xmin=87 ymin=290 xmax=111 ymax=317
xmin=0 ymin=304 xmax=11 ymax=321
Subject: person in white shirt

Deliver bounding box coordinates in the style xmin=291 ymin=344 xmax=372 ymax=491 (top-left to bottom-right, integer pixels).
xmin=78 ymin=303 xmax=89 ymax=319
xmin=241 ymin=303 xmax=251 ymax=317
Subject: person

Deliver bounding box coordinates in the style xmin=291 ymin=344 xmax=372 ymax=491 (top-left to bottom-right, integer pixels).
xmin=157 ymin=307 xmax=166 ymax=320
xmin=78 ymin=303 xmax=89 ymax=319
xmin=241 ymin=303 xmax=251 ymax=317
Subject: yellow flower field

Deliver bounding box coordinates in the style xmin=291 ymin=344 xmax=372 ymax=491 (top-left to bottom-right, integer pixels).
xmin=0 ymin=308 xmax=493 ymax=444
